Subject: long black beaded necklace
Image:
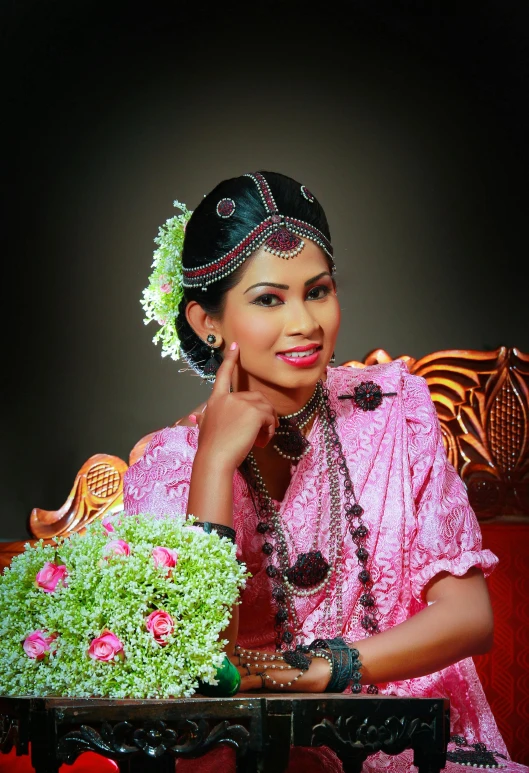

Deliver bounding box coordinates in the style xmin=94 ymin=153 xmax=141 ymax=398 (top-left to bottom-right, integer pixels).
xmin=242 ymin=380 xmax=380 ymax=693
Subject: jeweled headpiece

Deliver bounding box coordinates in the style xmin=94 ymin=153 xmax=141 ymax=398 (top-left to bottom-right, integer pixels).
xmin=181 ymin=172 xmax=334 ymax=289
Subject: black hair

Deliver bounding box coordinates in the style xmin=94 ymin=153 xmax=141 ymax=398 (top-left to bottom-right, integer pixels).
xmin=175 ymin=171 xmax=332 ymax=378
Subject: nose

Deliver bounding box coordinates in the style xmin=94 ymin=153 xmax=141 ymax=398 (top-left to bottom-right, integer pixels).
xmin=284 ymin=298 xmax=319 ymax=338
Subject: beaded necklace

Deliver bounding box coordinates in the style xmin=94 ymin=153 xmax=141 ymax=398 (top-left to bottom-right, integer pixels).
xmin=242 ymin=381 xmax=380 ymax=693
xmin=272 ymin=382 xmax=322 ymax=461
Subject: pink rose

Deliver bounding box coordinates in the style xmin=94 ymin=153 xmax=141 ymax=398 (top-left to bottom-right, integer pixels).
xmin=35 ymin=562 xmax=68 ymax=593
xmin=160 ymin=282 xmax=172 ymax=293
xmin=103 ymin=539 xmax=130 ymax=557
xmin=152 ymin=547 xmax=178 ymax=572
xmin=101 ymin=515 xmax=116 ymax=533
xmin=23 ymin=630 xmax=57 ymax=660
xmin=88 ymin=631 xmax=125 ymax=662
xmin=146 ymin=610 xmax=174 ymax=646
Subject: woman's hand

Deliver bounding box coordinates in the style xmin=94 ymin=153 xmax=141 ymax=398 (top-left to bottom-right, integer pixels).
xmin=230 ymin=650 xmax=332 ymax=693
xmin=190 ymin=342 xmax=279 ymax=472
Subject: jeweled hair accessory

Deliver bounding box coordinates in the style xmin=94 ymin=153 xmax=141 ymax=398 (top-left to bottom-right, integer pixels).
xmin=216 ymin=198 xmax=236 ymax=218
xmin=140 ymin=200 xmax=193 ymax=360
xmin=182 ymin=172 xmax=334 ymax=289
xmin=301 ymin=185 xmax=315 ymax=203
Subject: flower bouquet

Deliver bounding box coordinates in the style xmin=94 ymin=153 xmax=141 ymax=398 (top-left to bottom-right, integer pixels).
xmin=0 ymin=513 xmax=247 ymax=699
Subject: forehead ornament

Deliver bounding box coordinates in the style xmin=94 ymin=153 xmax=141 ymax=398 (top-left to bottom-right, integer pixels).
xmin=182 ymin=172 xmax=334 ymax=289
xmin=216 ymin=198 xmax=236 ymax=218
xmin=263 ymin=217 xmax=305 ymax=258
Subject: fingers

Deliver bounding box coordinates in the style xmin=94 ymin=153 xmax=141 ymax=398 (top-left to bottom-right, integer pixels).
xmin=188 ymin=403 xmax=207 ymax=429
xmin=211 ymin=341 xmax=239 ymax=396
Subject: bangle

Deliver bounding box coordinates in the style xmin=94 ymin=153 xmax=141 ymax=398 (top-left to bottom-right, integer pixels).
xmin=194 ymin=521 xmax=236 ymax=543
xmin=310 ymin=637 xmax=362 ymax=693
xmin=197 ymin=654 xmax=241 ymax=696
xmin=349 ymin=647 xmax=362 ymax=694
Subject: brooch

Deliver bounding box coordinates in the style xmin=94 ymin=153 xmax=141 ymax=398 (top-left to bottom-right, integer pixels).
xmin=338 ymin=381 xmax=396 ymax=411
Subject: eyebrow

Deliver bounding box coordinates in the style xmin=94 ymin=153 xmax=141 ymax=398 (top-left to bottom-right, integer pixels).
xmin=243 ymin=271 xmax=331 ymax=294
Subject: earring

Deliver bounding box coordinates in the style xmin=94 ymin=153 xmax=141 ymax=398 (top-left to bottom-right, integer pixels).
xmin=330 ymin=351 xmax=336 ymax=364
xmin=203 ymin=335 xmax=221 ymax=381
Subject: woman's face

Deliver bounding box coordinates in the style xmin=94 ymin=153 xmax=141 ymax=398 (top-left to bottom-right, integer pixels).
xmin=216 ymin=241 xmax=341 ymax=399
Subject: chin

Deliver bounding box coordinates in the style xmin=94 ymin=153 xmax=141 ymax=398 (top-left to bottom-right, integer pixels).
xmin=272 ymin=363 xmax=330 ymax=389
xmin=241 ymin=355 xmax=332 ymax=392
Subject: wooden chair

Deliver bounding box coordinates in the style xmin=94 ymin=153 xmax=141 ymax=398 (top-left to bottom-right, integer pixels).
xmin=1 ymin=346 xmax=528 ymax=763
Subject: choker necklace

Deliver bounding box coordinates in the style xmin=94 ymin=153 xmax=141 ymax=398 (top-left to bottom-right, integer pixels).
xmin=273 ymin=382 xmax=323 ymax=461
xmin=243 ymin=380 xmax=380 ymax=693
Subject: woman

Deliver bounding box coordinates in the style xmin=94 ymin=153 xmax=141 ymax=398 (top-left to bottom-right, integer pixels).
xmin=124 ymin=171 xmax=527 ymax=771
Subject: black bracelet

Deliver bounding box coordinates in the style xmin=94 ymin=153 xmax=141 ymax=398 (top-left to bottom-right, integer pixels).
xmin=194 ymin=521 xmax=236 ymax=543
xmin=349 ymin=647 xmax=363 ymax=694
xmin=310 ymin=637 xmax=363 ymax=693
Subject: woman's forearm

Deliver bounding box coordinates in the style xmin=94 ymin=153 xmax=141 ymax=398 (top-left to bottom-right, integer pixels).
xmin=354 ymin=568 xmax=494 ymax=685
xmin=186 ymin=449 xmax=235 ymax=527
xmin=187 ymin=449 xmax=240 ymax=652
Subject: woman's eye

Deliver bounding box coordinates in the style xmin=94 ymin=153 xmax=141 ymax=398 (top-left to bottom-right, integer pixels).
xmin=307 ymin=285 xmax=331 ymax=300
xmin=252 ymin=293 xmax=282 ymax=307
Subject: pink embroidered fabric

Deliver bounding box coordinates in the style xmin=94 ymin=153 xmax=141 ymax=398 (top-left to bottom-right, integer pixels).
xmin=124 ymin=363 xmax=528 ymax=772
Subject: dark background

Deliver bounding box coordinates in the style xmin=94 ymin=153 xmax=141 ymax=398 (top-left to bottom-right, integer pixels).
xmin=2 ymin=1 xmax=528 ymax=539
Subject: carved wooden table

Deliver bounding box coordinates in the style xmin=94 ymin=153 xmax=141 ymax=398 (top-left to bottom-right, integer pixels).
xmin=0 ymin=693 xmax=450 ymax=773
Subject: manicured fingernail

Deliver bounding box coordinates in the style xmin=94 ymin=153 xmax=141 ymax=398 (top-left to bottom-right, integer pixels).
xmin=188 ymin=414 xmax=197 ymax=424
xmin=230 ymin=342 xmax=238 ymax=351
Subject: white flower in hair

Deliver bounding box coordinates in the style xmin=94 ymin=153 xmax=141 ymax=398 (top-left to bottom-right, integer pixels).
xmin=140 ymin=200 xmax=193 ymax=360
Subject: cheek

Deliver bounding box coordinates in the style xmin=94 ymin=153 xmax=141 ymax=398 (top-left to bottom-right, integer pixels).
xmin=232 ymin=311 xmax=280 ymax=348
xmin=322 ymin=298 xmax=341 ymax=336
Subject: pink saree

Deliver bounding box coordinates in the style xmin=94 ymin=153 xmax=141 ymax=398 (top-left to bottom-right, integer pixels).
xmin=124 ymin=362 xmax=528 ymax=771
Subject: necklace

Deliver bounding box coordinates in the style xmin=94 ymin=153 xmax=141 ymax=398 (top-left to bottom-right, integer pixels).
xmin=243 ymin=381 xmax=381 ymax=685
xmin=272 ymin=382 xmax=323 ymax=461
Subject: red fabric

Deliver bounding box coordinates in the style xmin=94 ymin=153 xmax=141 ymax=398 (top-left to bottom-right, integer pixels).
xmin=0 ymin=749 xmax=118 ymax=772
xmin=1 ymin=744 xmax=342 ymax=773
xmin=474 ymin=522 xmax=529 ymax=765
xmin=176 ymin=743 xmax=343 ymax=772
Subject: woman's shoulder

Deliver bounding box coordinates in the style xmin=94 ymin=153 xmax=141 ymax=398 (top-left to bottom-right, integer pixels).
xmin=128 ymin=422 xmax=199 ymax=472
xmin=327 ymin=361 xmax=434 ymax=420
xmin=326 ymin=359 xmax=411 ymax=392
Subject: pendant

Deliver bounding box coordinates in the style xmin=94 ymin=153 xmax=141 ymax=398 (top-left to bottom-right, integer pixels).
xmin=285 ymin=551 xmax=329 ymax=588
xmin=273 ymin=420 xmax=310 ymax=460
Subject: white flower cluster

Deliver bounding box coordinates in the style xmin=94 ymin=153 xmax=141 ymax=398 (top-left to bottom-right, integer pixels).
xmin=140 ymin=200 xmax=193 ymax=360
xmin=0 ymin=513 xmax=247 ymax=699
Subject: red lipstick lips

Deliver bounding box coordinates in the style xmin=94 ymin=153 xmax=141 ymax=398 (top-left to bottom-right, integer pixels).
xmin=276 ymin=344 xmax=322 ymax=368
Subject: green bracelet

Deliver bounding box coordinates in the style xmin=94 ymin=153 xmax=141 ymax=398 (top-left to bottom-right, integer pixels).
xmin=197 ymin=655 xmax=241 ymax=697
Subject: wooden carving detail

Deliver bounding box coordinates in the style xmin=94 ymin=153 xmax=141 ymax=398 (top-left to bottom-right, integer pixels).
xmin=29 ymin=454 xmax=128 ymax=540
xmin=56 ymin=718 xmax=250 ymax=765
xmin=342 ymin=347 xmax=529 ymax=519
xmin=311 ymin=711 xmax=445 ymax=770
